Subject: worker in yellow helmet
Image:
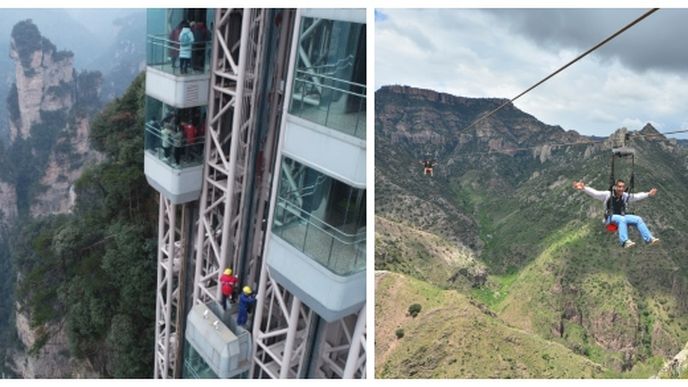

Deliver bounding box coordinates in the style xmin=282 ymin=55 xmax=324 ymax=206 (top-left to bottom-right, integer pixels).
xmin=237 ymin=285 xmax=256 ymax=326
xmin=219 ymin=268 xmax=238 ymax=310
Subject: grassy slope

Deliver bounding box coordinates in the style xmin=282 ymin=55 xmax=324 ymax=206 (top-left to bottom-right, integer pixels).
xmin=376 ymin=141 xmax=688 ymax=377
xmin=468 ymin=144 xmax=688 ymax=375
xmin=376 ymin=271 xmax=607 ymax=378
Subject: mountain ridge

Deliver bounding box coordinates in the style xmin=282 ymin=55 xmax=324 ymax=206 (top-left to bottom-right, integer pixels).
xmin=375 ymin=84 xmax=688 ymax=378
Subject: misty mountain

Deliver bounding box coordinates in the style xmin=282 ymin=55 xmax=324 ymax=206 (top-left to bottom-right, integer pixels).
xmin=375 ymin=85 xmax=688 ymax=378
xmin=87 ymin=11 xmax=146 ymax=100
xmin=0 ymin=9 xmax=139 ymax=69
xmin=0 ymin=10 xmax=101 ymax=71
xmin=0 ymin=9 xmax=145 ymax=143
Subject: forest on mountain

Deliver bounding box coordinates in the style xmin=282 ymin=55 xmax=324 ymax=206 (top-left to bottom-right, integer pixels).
xmin=375 ymin=85 xmax=688 ymax=378
xmin=1 ymin=75 xmax=157 ymax=377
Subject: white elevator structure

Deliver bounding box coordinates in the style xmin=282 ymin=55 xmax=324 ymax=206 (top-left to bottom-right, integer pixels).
xmin=143 ymin=8 xmax=366 ymax=379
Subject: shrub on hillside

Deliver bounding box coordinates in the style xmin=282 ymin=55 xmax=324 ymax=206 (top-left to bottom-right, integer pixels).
xmin=408 ymin=303 xmax=422 ymax=318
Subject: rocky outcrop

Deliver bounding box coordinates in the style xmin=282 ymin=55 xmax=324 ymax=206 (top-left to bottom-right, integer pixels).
xmin=8 ymin=305 xmax=97 ymax=378
xmin=8 ymin=20 xmax=75 ymax=142
xmin=30 ymin=117 xmax=103 ymax=217
xmin=655 ymin=341 xmax=688 ymax=378
xmin=4 ymin=21 xmax=104 ymax=378
xmin=585 ymin=309 xmax=639 ymax=353
xmin=450 ymin=266 xmax=488 ymax=288
xmin=0 ymin=182 xmax=18 ymax=226
xmin=639 ymin=123 xmax=662 ymax=139
xmin=5 ymin=20 xmax=102 ymax=218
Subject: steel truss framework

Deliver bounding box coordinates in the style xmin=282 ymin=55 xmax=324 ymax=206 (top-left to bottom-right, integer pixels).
xmin=317 ymin=305 xmax=366 ymax=378
xmin=252 ymin=269 xmax=312 ymax=378
xmin=153 ymin=8 xmax=366 ymax=379
xmin=193 ymin=8 xmax=267 ymax=306
xmin=154 ymin=196 xmax=190 ymax=378
xmin=252 ymin=269 xmax=366 ymax=379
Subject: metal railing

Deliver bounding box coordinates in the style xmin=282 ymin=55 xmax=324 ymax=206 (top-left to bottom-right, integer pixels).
xmin=147 ymin=34 xmax=212 ymax=76
xmin=272 ymin=197 xmax=365 ymax=276
xmin=145 ymin=122 xmax=205 ymax=169
xmin=289 ymin=70 xmax=366 ymax=139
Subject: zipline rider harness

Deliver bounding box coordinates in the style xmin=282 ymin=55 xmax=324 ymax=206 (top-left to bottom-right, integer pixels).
xmin=604 ymin=146 xmax=635 ymax=232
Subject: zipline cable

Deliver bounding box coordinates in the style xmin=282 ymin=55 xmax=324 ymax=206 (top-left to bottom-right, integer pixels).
xmin=461 ymin=8 xmax=660 ymax=134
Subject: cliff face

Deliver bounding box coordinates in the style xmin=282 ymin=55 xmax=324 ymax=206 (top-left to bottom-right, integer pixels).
xmin=377 ymin=85 xmax=586 ymax=156
xmin=4 ymin=20 xmax=102 ymax=219
xmin=8 ymin=306 xmax=97 ymax=378
xmin=30 ymin=117 xmax=104 ymax=217
xmin=0 ymin=182 xmax=17 ymax=225
xmin=8 ymin=20 xmax=75 ymax=142
xmin=2 ymin=20 xmax=105 ymax=378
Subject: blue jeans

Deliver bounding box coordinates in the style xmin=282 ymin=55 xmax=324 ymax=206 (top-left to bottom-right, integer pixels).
xmin=610 ymin=214 xmax=654 ymax=245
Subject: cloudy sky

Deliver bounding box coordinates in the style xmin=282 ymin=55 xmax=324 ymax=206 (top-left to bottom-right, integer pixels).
xmin=376 ymin=8 xmax=688 ymax=139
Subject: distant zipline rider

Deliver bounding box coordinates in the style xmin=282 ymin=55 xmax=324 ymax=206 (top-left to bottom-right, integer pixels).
xmin=573 ymin=179 xmax=659 ymax=248
xmin=420 ymin=159 xmax=436 ymax=176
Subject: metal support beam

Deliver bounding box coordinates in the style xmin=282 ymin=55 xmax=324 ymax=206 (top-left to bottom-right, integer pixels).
xmin=252 ymin=269 xmax=311 ymax=379
xmin=193 ymin=9 xmax=267 ymax=307
xmin=154 ymin=195 xmax=189 ymax=378
xmin=343 ymin=305 xmax=366 ymax=378
xmin=150 ymin=8 xmax=367 ymax=379
xmin=280 ymin=298 xmax=302 ymax=378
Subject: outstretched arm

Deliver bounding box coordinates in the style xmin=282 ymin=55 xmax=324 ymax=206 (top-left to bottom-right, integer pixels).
xmin=573 ymin=180 xmax=608 ymax=201
xmin=628 ymin=188 xmax=657 ymax=202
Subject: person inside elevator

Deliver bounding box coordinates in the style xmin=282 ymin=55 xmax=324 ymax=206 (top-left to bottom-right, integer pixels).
xmin=182 ymin=121 xmax=197 ymax=160
xmin=169 ymin=20 xmax=183 ymax=70
xmin=178 ymin=21 xmax=195 ymax=74
xmin=171 ymin=126 xmax=183 ymax=167
xmin=191 ymin=20 xmax=209 ymax=72
xmin=161 ymin=123 xmax=173 ymax=161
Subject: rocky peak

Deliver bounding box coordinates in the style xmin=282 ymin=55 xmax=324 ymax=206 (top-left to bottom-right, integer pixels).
xmin=606 ymin=124 xmax=668 ymax=150
xmin=8 ymin=20 xmax=75 ymax=142
xmin=2 ymin=20 xmax=103 ymax=222
xmin=640 ymin=123 xmax=659 ymax=134
xmin=639 ymin=122 xmax=666 ymax=139
xmin=607 ymin=127 xmax=629 ymax=147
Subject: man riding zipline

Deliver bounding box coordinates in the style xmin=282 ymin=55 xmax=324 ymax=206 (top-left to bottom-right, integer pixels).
xmin=573 ymin=179 xmax=659 ymax=248
xmin=420 ymin=159 xmax=436 ymax=176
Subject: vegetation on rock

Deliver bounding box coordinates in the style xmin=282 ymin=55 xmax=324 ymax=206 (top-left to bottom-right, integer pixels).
xmin=5 ymin=74 xmax=155 ymax=377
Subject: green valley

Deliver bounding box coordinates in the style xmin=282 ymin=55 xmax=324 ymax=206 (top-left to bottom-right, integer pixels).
xmin=375 ymin=85 xmax=688 ymax=378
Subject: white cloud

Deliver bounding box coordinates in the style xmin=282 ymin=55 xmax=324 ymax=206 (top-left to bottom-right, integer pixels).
xmin=376 ymin=9 xmax=688 ymax=139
